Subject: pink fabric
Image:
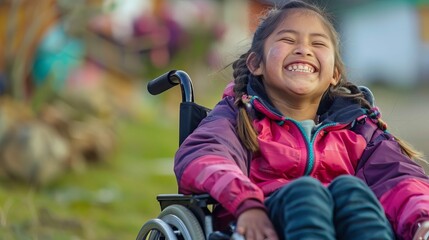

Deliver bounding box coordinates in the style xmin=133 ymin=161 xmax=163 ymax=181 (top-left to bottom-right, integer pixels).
xmin=179 ymin=155 xmax=264 ymax=214
xmin=194 ymin=163 xmax=240 ymax=184
xmin=380 ymin=178 xmax=429 ymax=239
xmin=222 ymin=81 xmax=234 ymax=98
xmin=179 ymin=109 xmax=368 ymax=214
xmin=253 ymin=99 xmax=284 ymax=121
xmin=250 ymin=118 xmax=367 ymax=196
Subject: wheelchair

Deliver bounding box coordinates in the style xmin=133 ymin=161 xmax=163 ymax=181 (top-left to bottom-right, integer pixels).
xmin=136 ymin=70 xmax=377 ymax=240
xmin=136 ymin=70 xmax=240 ymax=240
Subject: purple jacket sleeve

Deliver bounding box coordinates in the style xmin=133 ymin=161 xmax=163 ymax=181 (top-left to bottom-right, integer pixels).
xmin=354 ymin=118 xmax=429 ymax=239
xmin=174 ymin=97 xmax=265 ymax=215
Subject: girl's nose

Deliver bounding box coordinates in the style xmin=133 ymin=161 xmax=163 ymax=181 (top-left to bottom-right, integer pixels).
xmin=293 ymin=44 xmax=313 ymax=56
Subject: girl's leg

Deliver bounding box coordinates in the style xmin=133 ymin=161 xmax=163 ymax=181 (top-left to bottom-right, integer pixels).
xmin=265 ymin=176 xmax=336 ymax=240
xmin=328 ymin=175 xmax=394 ymax=240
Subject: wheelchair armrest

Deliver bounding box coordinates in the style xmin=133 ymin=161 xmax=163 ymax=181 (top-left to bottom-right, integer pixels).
xmin=157 ymin=194 xmax=218 ymax=238
xmin=157 ymin=193 xmax=217 ymax=210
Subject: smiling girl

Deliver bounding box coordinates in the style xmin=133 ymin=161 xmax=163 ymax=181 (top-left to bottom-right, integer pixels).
xmin=174 ymin=1 xmax=429 ymax=239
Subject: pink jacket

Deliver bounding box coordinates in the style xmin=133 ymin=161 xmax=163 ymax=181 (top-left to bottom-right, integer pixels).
xmin=174 ymin=78 xmax=429 ymax=239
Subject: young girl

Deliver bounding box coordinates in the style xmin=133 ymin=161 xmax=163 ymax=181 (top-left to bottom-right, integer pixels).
xmin=174 ymin=1 xmax=429 ymax=239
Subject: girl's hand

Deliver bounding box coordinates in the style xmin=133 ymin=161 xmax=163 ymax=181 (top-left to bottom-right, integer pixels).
xmin=413 ymin=221 xmax=429 ymax=240
xmin=235 ymin=208 xmax=279 ymax=240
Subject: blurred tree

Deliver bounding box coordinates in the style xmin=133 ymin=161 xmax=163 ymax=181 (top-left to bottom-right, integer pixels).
xmin=1 ymin=0 xmax=59 ymax=99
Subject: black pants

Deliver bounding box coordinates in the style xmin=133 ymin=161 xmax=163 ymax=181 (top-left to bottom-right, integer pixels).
xmin=265 ymin=175 xmax=394 ymax=240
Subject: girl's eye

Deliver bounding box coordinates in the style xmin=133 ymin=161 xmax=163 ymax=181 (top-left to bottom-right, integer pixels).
xmin=313 ymin=41 xmax=327 ymax=47
xmin=281 ymin=38 xmax=295 ymax=43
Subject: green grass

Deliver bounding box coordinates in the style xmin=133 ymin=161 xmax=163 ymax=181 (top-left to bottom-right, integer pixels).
xmin=0 ymin=116 xmax=180 ymax=240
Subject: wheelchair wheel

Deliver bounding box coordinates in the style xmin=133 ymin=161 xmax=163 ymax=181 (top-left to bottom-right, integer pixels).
xmin=136 ymin=218 xmax=178 ymax=240
xmin=157 ymin=204 xmax=205 ymax=240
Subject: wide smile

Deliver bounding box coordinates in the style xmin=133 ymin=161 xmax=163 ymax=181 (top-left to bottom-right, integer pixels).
xmin=285 ymin=62 xmax=317 ymax=73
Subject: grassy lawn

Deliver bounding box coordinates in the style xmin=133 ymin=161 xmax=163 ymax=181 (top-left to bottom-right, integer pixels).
xmin=0 ymin=115 xmax=180 ymax=240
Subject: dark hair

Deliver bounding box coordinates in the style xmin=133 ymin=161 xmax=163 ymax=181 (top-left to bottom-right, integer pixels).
xmin=231 ymin=0 xmax=423 ymax=160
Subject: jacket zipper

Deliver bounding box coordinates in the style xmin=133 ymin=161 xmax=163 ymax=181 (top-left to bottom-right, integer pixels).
xmin=287 ymin=120 xmax=338 ymax=175
xmin=306 ymin=122 xmax=337 ymax=175
xmin=253 ymin=97 xmax=338 ymax=175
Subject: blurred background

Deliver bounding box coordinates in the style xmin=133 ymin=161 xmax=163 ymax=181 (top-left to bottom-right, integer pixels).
xmin=0 ymin=0 xmax=428 ymax=239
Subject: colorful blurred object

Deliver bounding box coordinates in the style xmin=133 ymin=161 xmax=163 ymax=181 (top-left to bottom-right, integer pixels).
xmin=32 ymin=24 xmax=85 ymax=90
xmin=88 ymin=0 xmax=225 ymax=72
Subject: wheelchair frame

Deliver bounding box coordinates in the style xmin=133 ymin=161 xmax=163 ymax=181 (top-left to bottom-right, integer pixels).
xmin=137 ymin=70 xmax=232 ymax=240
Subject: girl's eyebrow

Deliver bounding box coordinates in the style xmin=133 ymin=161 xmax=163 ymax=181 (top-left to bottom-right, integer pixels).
xmin=276 ymin=29 xmax=330 ymax=39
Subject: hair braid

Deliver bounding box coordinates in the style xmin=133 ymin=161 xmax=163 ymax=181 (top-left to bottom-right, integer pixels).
xmin=232 ymin=52 xmax=260 ymax=152
xmin=232 ymin=52 xmax=251 ymax=95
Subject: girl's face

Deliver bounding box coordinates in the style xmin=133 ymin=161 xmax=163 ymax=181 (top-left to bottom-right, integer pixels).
xmin=248 ymin=9 xmax=339 ymax=104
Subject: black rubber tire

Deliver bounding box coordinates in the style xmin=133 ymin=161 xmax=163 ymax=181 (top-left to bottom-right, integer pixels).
xmin=157 ymin=204 xmax=205 ymax=240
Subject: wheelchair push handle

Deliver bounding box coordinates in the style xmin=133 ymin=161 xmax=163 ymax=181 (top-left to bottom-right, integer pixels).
xmin=147 ymin=70 xmax=178 ymax=95
xmin=147 ymin=70 xmax=194 ymax=103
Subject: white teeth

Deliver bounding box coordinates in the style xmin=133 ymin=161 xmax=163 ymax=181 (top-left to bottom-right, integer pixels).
xmin=286 ymin=63 xmax=315 ymax=73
